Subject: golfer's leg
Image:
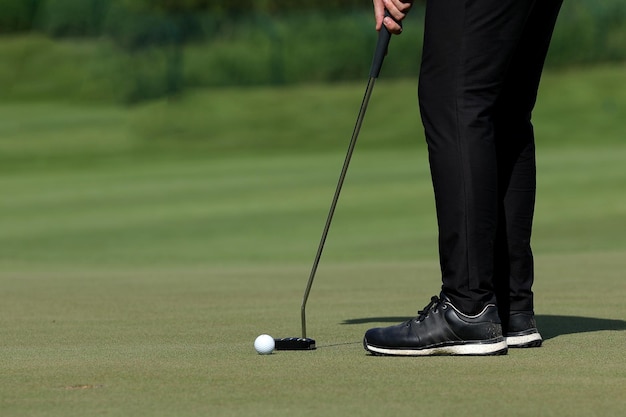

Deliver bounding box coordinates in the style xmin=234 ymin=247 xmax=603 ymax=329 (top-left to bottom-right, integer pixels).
xmin=418 ymin=0 xmax=535 ymax=314
xmin=493 ymin=0 xmax=563 ymax=318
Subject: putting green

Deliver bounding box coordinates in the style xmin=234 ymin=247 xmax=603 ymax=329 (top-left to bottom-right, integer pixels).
xmin=1 ymin=65 xmax=625 ymax=416
xmin=1 ymin=145 xmax=625 ymax=416
xmin=1 ymin=253 xmax=624 ymax=417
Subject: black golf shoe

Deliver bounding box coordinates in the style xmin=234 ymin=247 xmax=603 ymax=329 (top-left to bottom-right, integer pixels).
xmin=505 ymin=312 xmax=543 ymax=348
xmin=363 ymin=295 xmax=508 ymax=356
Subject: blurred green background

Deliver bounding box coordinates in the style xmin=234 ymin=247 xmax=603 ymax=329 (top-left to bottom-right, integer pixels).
xmin=1 ymin=0 xmax=625 ymax=163
xmin=1 ymin=0 xmax=626 ymax=103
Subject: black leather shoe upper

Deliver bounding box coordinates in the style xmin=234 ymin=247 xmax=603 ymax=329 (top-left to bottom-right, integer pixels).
xmin=506 ymin=312 xmax=539 ymax=336
xmin=364 ymin=295 xmax=504 ymax=351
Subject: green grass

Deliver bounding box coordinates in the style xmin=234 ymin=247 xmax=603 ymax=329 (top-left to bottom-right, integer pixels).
xmin=4 ymin=63 xmax=623 ymax=169
xmin=1 ymin=65 xmax=625 ymax=416
xmin=2 ymin=257 xmax=625 ymax=416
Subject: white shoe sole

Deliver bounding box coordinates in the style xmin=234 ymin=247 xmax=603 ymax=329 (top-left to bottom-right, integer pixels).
xmin=365 ymin=340 xmax=508 ymax=356
xmin=506 ymin=332 xmax=543 ymax=348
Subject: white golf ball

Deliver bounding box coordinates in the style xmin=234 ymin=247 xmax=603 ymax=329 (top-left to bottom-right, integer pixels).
xmin=254 ymin=334 xmax=275 ymax=355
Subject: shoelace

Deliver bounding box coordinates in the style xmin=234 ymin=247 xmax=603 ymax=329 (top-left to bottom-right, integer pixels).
xmin=415 ymin=295 xmax=442 ymax=322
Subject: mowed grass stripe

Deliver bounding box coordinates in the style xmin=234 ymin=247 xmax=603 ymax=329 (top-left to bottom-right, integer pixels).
xmin=1 ymin=144 xmax=625 ymax=266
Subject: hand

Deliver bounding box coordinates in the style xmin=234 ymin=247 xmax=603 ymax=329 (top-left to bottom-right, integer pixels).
xmin=373 ymin=0 xmax=415 ymax=34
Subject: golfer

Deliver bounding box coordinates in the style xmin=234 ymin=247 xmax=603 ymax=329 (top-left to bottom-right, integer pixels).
xmin=364 ymin=0 xmax=563 ymax=355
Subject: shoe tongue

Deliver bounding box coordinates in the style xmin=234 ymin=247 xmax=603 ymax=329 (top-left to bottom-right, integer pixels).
xmin=438 ymin=293 xmax=452 ymax=304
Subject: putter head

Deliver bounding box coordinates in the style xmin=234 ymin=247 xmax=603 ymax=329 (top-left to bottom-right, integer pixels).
xmin=274 ymin=337 xmax=316 ymax=350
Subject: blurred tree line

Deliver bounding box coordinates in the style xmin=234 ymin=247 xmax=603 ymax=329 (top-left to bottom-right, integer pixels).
xmin=0 ymin=0 xmax=372 ymax=36
xmin=0 ymin=0 xmax=383 ymax=101
xmin=1 ymin=0 xmax=624 ymax=103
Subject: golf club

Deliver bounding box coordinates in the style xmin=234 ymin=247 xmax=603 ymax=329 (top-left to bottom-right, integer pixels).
xmin=275 ymin=11 xmax=399 ymax=351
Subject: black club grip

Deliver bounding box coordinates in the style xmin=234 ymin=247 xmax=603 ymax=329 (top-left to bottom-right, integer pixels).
xmin=369 ymin=10 xmax=402 ymax=79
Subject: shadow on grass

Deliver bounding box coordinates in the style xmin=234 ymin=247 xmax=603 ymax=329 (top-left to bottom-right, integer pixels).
xmin=535 ymin=315 xmax=626 ymax=340
xmin=341 ymin=315 xmax=626 ymax=340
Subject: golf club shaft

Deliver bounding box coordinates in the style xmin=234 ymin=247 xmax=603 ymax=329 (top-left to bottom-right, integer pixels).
xmin=301 ymin=76 xmax=377 ymax=338
xmin=300 ymin=14 xmax=396 ymax=339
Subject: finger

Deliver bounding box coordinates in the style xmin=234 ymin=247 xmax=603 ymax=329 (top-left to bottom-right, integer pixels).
xmin=383 ymin=15 xmax=403 ymax=35
xmin=384 ymin=0 xmax=412 ymax=22
xmin=373 ymin=0 xmax=386 ymax=31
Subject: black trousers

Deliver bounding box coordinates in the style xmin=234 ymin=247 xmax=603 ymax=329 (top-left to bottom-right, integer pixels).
xmin=418 ymin=0 xmax=563 ymax=316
